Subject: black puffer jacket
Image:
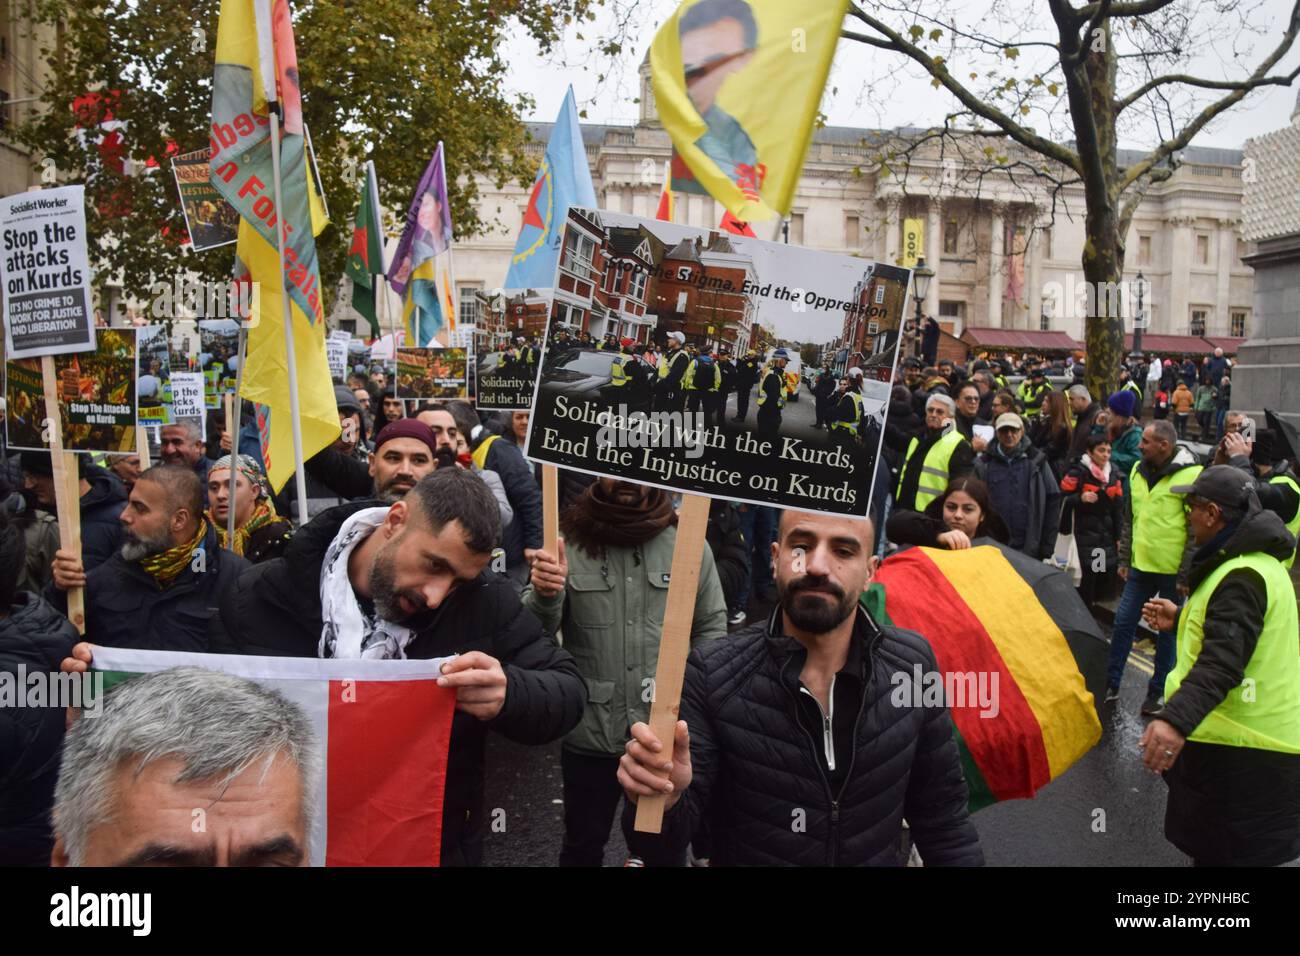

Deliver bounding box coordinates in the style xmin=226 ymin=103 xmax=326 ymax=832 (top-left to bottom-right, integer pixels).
xmin=48 ymin=523 xmax=248 ymax=652
xmin=623 ymin=607 xmax=984 ymax=866
xmin=476 ymin=435 xmax=542 ymax=569
xmin=221 ymin=500 xmax=586 ymax=866
xmin=1058 ymin=456 xmax=1123 ymax=568
xmin=78 ymin=465 xmax=128 ymax=572
xmin=0 ymin=592 xmax=80 ymax=865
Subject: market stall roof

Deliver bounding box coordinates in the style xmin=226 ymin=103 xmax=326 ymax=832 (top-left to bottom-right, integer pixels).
xmin=960 ymin=327 xmax=1083 ymax=351
xmin=1123 ymin=333 xmax=1215 ymax=354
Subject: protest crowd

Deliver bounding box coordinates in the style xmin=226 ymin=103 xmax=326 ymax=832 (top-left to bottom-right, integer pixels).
xmin=3 ymin=333 xmax=1298 ymax=870
xmin=1 ymin=0 xmax=1298 ymax=880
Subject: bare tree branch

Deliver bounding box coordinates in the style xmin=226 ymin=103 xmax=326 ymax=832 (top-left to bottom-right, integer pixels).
xmin=1117 ymin=66 xmax=1300 ymax=113
xmin=845 ymin=3 xmax=1084 ymax=172
xmin=1120 ymin=0 xmax=1300 ymax=190
xmin=1076 ymin=0 xmax=1178 ymax=16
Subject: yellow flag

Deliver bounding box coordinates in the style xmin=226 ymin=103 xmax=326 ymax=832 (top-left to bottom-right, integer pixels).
xmin=902 ymin=218 xmax=924 ymax=267
xmin=238 ymin=171 xmax=337 ymax=496
xmin=652 ymin=0 xmax=848 ymax=223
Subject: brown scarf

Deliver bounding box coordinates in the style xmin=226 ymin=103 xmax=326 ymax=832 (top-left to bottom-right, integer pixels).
xmin=560 ymin=482 xmax=677 ymax=559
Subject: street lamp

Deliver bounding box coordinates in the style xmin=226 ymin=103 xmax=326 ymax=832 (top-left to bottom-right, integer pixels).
xmin=911 ymin=256 xmax=935 ymax=358
xmin=1129 ymin=270 xmax=1146 ymax=364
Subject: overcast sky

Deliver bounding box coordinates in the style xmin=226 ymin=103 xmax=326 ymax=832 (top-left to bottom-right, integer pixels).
xmin=504 ymin=0 xmax=1298 ymax=153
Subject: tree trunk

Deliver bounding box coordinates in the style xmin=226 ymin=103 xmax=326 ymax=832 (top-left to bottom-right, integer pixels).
xmin=1082 ymin=24 xmax=1125 ymax=404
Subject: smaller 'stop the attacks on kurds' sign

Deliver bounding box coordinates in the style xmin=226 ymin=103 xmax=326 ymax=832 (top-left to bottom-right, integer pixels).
xmin=0 ymin=185 xmax=95 ymax=360
xmin=4 ymin=328 xmax=140 ymax=455
xmin=523 ymin=207 xmax=912 ymax=518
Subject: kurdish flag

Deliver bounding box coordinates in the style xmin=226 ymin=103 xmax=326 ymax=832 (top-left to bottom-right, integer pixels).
xmin=504 ymin=87 xmax=598 ymax=289
xmin=652 ymin=0 xmax=848 ymax=223
xmin=864 ymin=541 xmax=1105 ymax=810
xmin=90 ymin=646 xmax=457 ymax=867
xmin=389 ymin=143 xmax=455 ymax=347
xmin=345 ymin=161 xmax=386 ymax=340
xmin=212 ymin=0 xmax=338 ymax=495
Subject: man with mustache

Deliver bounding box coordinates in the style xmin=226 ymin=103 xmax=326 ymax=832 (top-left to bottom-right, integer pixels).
xmin=524 ymin=478 xmax=726 ymax=866
xmin=616 ymin=510 xmax=984 ymax=866
xmin=47 ymin=464 xmax=248 ymax=651
xmin=63 ymin=467 xmax=584 ymax=866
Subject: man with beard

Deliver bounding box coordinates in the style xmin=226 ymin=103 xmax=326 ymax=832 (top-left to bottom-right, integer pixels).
xmin=297 ymin=419 xmax=440 ymax=512
xmin=21 ymin=451 xmax=127 ymax=573
xmin=160 ymin=420 xmax=212 ymax=485
xmin=61 ymin=467 xmax=585 ymax=866
xmin=48 ymin=465 xmax=247 ymax=651
xmin=615 ymin=510 xmax=984 ymax=866
xmin=523 ymin=478 xmax=726 ymax=866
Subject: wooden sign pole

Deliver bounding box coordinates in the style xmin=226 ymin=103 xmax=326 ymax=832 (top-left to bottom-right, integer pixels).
xmin=542 ymin=464 xmax=559 ymax=554
xmin=136 ymin=421 xmax=151 ymax=470
xmin=40 ymin=355 xmax=85 ymax=634
xmin=634 ymin=491 xmax=711 ymax=833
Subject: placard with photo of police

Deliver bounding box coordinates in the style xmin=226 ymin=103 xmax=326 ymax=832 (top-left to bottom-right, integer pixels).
xmin=523 ymin=208 xmax=911 ymax=517
xmin=471 ymin=288 xmax=550 ymax=411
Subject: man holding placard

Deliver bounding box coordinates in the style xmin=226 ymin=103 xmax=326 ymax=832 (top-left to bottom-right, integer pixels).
xmin=616 ymin=511 xmax=984 ymax=866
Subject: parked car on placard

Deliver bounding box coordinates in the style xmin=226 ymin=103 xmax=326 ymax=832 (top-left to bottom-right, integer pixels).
xmin=537 ymin=347 xmax=653 ymax=411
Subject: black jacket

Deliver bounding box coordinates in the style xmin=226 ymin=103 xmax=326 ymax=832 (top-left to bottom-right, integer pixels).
xmin=1058 ymin=457 xmax=1123 ymax=569
xmin=706 ymin=500 xmax=750 ymax=611
xmin=78 ymin=465 xmax=128 ymax=572
xmin=1159 ymin=508 xmax=1300 ymax=866
xmin=975 ymin=437 xmax=1062 ymax=560
xmin=49 ymin=523 xmax=248 ymax=653
xmin=0 ymin=592 xmax=80 ymax=865
xmin=477 ymin=434 xmax=542 ymax=568
xmin=623 ymin=607 xmax=984 ymax=866
xmin=221 ymin=501 xmax=586 ymax=865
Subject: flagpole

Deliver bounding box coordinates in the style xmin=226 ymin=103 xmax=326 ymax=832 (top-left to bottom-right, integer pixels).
xmin=227 ymin=325 xmax=247 ymax=547
xmin=267 ymin=101 xmax=311 ymax=527
xmin=438 ymin=141 xmax=461 ymax=348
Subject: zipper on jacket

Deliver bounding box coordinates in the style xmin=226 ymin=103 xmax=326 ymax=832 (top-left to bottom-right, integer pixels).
xmin=779 ymin=655 xmax=837 ymax=866
xmin=799 ymin=678 xmax=836 ymax=772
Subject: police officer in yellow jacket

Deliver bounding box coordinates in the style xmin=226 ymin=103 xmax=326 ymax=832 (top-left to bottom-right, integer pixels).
xmin=653 ymin=331 xmax=690 ymax=413
xmin=1016 ymin=367 xmax=1051 ymax=419
xmin=756 ymin=349 xmax=789 ymax=442
xmin=830 ymin=371 xmax=865 ymax=449
xmin=1139 ymin=466 xmax=1300 ymax=866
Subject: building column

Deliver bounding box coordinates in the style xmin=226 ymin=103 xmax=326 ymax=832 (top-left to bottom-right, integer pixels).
xmin=926 ymin=198 xmax=942 ymax=322
xmin=1216 ymin=218 xmax=1237 ymax=336
xmin=1026 ymin=211 xmax=1044 ymax=333
xmin=884 ymin=200 xmax=901 ymax=265
xmin=1167 ymin=216 xmax=1194 ymax=334
xmin=987 ymin=204 xmax=1004 ymax=327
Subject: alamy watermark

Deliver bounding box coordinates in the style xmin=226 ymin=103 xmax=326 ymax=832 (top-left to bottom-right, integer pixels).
xmin=1041 ymin=274 xmax=1152 ymax=324
xmin=0 ymin=665 xmax=103 ymax=717
xmin=890 ymin=664 xmax=1000 ymax=718
xmin=149 ymin=276 xmax=255 ymax=321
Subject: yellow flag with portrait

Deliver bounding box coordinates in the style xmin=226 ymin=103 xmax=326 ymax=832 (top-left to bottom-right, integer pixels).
xmin=652 ymin=0 xmax=848 ymax=224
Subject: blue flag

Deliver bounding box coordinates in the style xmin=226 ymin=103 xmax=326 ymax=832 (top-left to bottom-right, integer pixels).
xmin=504 ymin=87 xmax=598 ymax=289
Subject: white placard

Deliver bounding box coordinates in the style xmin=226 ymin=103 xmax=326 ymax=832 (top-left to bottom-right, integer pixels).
xmin=1 ymin=184 xmax=95 ymax=358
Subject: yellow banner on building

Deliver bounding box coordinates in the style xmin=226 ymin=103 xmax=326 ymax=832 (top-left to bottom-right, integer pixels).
xmin=902 ymin=218 xmax=924 ymax=268
xmin=652 ymin=0 xmax=849 ymax=224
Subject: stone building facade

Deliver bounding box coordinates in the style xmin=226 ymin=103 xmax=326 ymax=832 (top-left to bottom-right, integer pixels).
xmin=451 ymin=62 xmax=1256 ymax=351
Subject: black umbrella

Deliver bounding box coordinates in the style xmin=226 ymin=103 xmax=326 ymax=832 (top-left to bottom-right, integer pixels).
xmin=1265 ymin=409 xmax=1300 ymax=465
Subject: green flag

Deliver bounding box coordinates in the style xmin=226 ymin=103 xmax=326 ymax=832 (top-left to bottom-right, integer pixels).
xmin=345 ymin=161 xmax=385 ymax=339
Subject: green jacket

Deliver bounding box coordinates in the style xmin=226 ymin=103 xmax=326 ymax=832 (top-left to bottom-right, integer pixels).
xmin=1111 ymin=422 xmax=1142 ymax=493
xmin=521 ymin=526 xmax=728 ymax=757
xmin=1194 ymin=384 xmax=1217 ymax=412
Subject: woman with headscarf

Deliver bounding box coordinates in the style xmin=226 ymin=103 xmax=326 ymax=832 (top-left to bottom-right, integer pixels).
xmin=206 ymin=454 xmax=293 ymax=564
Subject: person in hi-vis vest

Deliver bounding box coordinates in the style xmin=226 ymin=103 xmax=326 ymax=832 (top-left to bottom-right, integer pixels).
xmin=1106 ymin=419 xmax=1202 ymax=717
xmin=893 ymin=393 xmax=974 ymax=514
xmin=1138 ymin=466 xmax=1300 ymax=867
xmin=653 ymin=331 xmax=690 ymax=413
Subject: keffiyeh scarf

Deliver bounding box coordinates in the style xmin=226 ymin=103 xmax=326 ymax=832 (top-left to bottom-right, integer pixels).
xmin=139 ymin=519 xmax=208 ymax=589
xmin=318 ymin=507 xmax=415 ymax=660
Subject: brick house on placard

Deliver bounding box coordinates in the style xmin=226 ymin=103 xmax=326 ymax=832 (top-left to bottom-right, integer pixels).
xmin=596 ymin=224 xmax=661 ymax=344
xmin=649 ymin=232 xmax=756 ymax=354
xmin=553 ymin=207 xmax=608 ymax=336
